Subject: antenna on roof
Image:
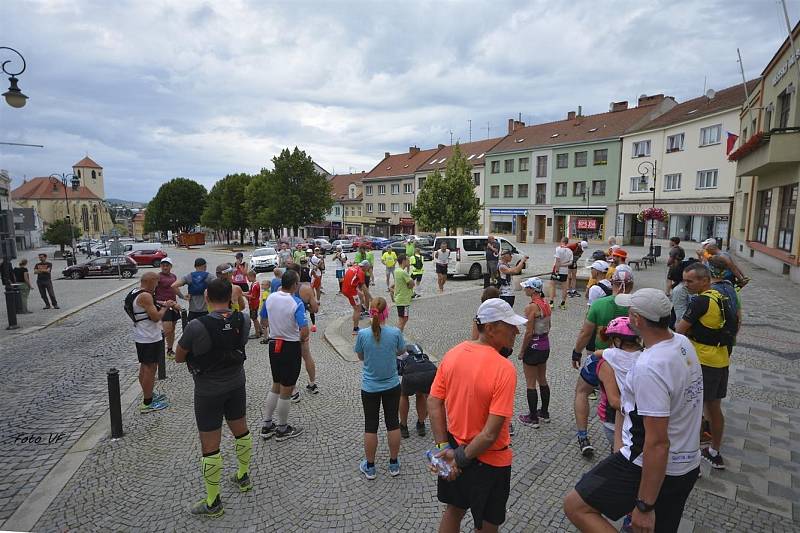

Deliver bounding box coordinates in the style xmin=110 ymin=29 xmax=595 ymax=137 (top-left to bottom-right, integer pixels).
xmin=449 ymin=130 xmax=453 ymax=145
xmin=702 ymin=76 xmax=707 ymax=96
xmin=468 ymin=119 xmax=472 ymax=143
xmin=487 ymin=121 xmax=490 ymax=139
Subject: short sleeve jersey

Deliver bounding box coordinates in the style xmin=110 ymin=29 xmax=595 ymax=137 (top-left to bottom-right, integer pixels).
xmin=681 ymin=291 xmax=729 ymax=368
xmin=261 ymin=291 xmax=307 ymax=341
xmin=382 ymin=251 xmax=397 ymax=268
xmin=393 ymin=268 xmax=414 ymax=306
xmin=586 ymin=295 xmax=629 ymax=350
xmin=554 ymin=246 xmax=573 ymax=274
xmin=342 ymin=266 xmax=365 ymax=297
xmin=354 ymin=326 xmax=405 ymax=393
xmin=34 ymin=261 xmax=53 ymax=282
xmin=429 ymin=341 xmax=516 ymax=467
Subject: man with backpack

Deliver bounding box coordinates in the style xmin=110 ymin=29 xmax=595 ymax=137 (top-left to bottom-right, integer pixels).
xmin=172 ymin=258 xmax=214 ymax=322
xmin=175 ymin=278 xmax=253 ymax=517
xmin=126 ymin=272 xmax=178 ymax=414
xmin=676 ymin=262 xmax=739 ymax=471
xmin=398 ymin=343 xmax=437 ymax=438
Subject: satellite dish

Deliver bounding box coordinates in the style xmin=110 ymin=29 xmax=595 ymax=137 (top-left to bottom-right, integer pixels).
xmin=706 ymin=89 xmax=716 ymax=100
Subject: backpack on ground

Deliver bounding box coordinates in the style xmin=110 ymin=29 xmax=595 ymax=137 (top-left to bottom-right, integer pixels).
xmin=124 ymin=288 xmax=148 ymax=323
xmin=188 ymin=271 xmax=210 ymax=295
xmin=188 ymin=311 xmax=247 ymax=376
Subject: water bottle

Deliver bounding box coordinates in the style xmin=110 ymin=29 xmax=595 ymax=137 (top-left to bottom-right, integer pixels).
xmin=426 ymin=449 xmax=451 ymax=478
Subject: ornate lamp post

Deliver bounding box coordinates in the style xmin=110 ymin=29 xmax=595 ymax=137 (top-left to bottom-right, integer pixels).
xmin=49 ymin=173 xmax=81 ymax=261
xmin=1 ymin=47 xmax=28 ymax=108
xmin=638 ymin=160 xmax=658 ymax=258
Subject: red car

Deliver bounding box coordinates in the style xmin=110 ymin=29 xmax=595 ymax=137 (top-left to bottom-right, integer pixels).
xmin=351 ymin=237 xmax=373 ymax=250
xmin=127 ymin=248 xmax=168 ymax=267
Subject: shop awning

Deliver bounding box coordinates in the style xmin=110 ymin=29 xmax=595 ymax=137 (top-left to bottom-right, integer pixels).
xmin=553 ymin=207 xmax=606 ymax=216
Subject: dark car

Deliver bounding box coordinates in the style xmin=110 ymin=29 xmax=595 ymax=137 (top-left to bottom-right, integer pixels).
xmin=370 ymin=237 xmax=391 ymax=250
xmin=63 ymin=256 xmax=138 ymax=279
xmin=416 ymin=237 xmax=435 ymax=261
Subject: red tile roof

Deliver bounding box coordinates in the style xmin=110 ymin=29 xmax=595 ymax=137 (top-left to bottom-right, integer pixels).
xmin=73 ymin=156 xmax=102 ymax=169
xmin=417 ymin=137 xmax=504 ymax=172
xmin=629 ymin=79 xmax=760 ymax=133
xmin=328 ymin=172 xmax=366 ymax=201
xmin=364 ymin=147 xmax=440 ymax=180
xmin=11 ymin=177 xmax=102 ymax=201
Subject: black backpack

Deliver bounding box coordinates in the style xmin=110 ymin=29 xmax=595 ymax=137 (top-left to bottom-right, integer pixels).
xmin=398 ymin=344 xmax=437 ymax=376
xmin=597 ymin=282 xmax=612 ymax=296
xmin=124 ymin=289 xmax=149 ymax=323
xmin=187 ymin=312 xmax=247 ymax=376
xmin=688 ymin=289 xmax=739 ymax=350
xmin=668 ymin=257 xmax=698 ymax=283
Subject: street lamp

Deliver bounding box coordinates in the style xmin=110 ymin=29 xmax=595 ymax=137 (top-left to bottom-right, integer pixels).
xmin=637 ymin=160 xmax=658 ymax=258
xmin=1 ymin=47 xmax=28 ymax=108
xmin=50 ymin=173 xmax=80 ymax=260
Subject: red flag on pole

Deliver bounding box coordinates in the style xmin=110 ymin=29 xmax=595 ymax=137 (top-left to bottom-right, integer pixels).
xmin=726 ymin=131 xmax=739 ymax=155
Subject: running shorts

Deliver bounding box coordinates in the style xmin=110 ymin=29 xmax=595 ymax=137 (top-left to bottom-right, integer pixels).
xmin=162 ymin=308 xmax=180 ymax=322
xmin=136 ymin=339 xmax=164 ymax=364
xmin=345 ymin=293 xmax=361 ymax=307
xmin=550 ymin=273 xmax=568 ymax=282
xmin=268 ymin=339 xmax=302 ymax=387
xmin=311 ymin=276 xmax=321 ymax=289
xmin=396 ymin=305 xmax=408 ymax=318
xmin=435 ymin=263 xmax=448 ymax=275
xmin=522 ymin=347 xmax=550 ymax=366
xmin=580 ymin=353 xmax=600 ymax=387
xmin=336 ymin=269 xmax=345 ymax=280
xmin=360 ymin=385 xmax=401 ymax=433
xmin=701 ymin=365 xmax=728 ymax=401
xmin=438 ymin=461 xmax=511 ymax=529
xmin=401 ymin=370 xmax=436 ymax=396
xmin=194 ymin=383 xmax=247 ymax=432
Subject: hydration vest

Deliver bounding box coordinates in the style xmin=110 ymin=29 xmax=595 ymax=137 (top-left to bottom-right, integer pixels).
xmin=188 ymin=271 xmax=210 ymax=295
xmin=187 ymin=311 xmax=247 ymax=376
xmin=688 ymin=289 xmax=738 ymax=350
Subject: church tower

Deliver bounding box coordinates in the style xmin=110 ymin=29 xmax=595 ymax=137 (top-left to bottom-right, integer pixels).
xmin=72 ymin=155 xmax=105 ymax=199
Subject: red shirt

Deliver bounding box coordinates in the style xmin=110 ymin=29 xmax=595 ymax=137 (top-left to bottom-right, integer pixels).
xmin=342 ymin=266 xmax=365 ymax=296
xmin=247 ymin=282 xmax=260 ymax=309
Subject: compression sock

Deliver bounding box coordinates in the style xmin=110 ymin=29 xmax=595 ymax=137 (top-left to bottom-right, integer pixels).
xmin=234 ymin=431 xmax=252 ymax=479
xmin=262 ymin=391 xmax=279 ymax=424
xmin=539 ymin=385 xmax=551 ymax=414
xmin=276 ymin=397 xmax=291 ymax=429
xmin=201 ymin=451 xmax=222 ymax=506
xmin=526 ymin=388 xmax=538 ymax=418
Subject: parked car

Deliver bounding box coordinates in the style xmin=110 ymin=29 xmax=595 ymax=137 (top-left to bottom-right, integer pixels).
xmin=63 ymin=256 xmax=138 ymax=279
xmin=91 ymin=243 xmax=111 ymax=257
xmin=416 ymin=237 xmax=435 ymax=261
xmin=433 ymin=235 xmax=526 ymax=279
xmin=126 ymin=248 xmax=168 ymax=267
xmin=370 ymin=237 xmax=391 ymax=250
xmin=331 ymin=239 xmax=353 ymax=252
xmin=249 ymin=247 xmax=279 ymax=272
xmin=387 ymin=238 xmax=433 ymax=260
xmin=310 ymin=238 xmax=333 ymax=253
xmin=352 ymin=237 xmax=373 ymax=250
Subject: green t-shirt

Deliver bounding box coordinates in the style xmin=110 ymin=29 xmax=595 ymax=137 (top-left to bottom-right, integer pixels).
xmin=405 ymin=243 xmax=415 ymax=257
xmin=354 ymin=250 xmax=374 ymax=266
xmin=393 ymin=268 xmax=414 ymax=306
xmin=293 ymin=250 xmax=307 ymax=264
xmin=586 ymin=295 xmax=629 ymax=350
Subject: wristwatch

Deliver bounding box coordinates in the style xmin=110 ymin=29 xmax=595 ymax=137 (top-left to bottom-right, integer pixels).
xmin=634 ymin=498 xmax=655 ymax=513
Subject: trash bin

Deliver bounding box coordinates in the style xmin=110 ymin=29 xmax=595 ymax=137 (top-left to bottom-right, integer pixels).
xmin=653 ymin=245 xmax=662 ymax=258
xmin=9 ymin=283 xmax=22 ymax=309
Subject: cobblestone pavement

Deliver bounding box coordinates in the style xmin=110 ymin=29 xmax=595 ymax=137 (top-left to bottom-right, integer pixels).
xmin=1 ymin=243 xmax=797 ymax=531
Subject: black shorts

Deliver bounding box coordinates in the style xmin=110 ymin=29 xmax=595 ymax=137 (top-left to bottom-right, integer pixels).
xmin=412 ymin=274 xmax=422 ymax=282
xmin=401 ymin=370 xmax=436 ymax=396
xmin=568 ymin=263 xmax=578 ymax=270
xmin=361 ymin=385 xmax=401 ymax=433
xmin=701 ymin=365 xmax=729 ymax=401
xmin=435 ymin=263 xmax=448 ymax=275
xmin=396 ymin=305 xmax=409 ymax=318
xmin=187 ymin=310 xmax=208 ymax=322
xmin=523 ymin=347 xmax=550 ymax=366
xmin=574 ymin=452 xmax=699 ymax=530
xmin=162 ymin=308 xmax=180 ymax=322
xmin=438 ymin=461 xmax=511 ymax=529
xmin=194 ymin=384 xmax=247 ymax=432
xmin=499 ymin=295 xmax=515 ymax=308
xmin=268 ymin=339 xmax=302 ymax=387
xmin=550 ymin=273 xmax=568 ymax=283
xmin=136 ymin=339 xmax=164 ymax=364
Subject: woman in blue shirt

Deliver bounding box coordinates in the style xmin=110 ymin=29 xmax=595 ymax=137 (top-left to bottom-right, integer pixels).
xmin=354 ymin=297 xmax=405 ymax=480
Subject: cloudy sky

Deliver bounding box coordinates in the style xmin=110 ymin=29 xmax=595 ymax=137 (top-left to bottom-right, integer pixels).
xmin=1 ymin=0 xmax=797 ymax=202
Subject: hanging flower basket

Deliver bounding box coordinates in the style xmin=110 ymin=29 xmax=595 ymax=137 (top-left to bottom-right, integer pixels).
xmin=636 ymin=207 xmax=669 ymax=223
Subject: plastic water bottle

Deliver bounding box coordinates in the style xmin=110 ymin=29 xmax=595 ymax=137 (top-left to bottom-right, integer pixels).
xmin=426 ymin=449 xmax=451 ymax=478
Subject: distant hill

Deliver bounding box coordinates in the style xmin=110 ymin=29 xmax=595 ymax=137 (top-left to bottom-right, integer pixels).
xmin=106 ymin=198 xmax=146 ymax=208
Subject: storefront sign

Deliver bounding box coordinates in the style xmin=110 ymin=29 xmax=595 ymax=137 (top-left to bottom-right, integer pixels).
xmin=490 ymin=208 xmax=528 ymax=215
xmin=577 ymin=218 xmax=597 ymax=230
xmin=772 ymin=47 xmax=800 ymax=86
xmin=399 ymin=217 xmax=414 ymax=224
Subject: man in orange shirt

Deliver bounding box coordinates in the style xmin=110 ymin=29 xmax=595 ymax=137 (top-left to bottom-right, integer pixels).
xmin=342 ymin=261 xmax=369 ymax=335
xmin=428 ymin=298 xmax=525 ymax=533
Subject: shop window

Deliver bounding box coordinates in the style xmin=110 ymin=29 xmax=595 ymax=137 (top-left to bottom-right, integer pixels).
xmin=777 ymin=184 xmax=797 ymax=251
xmin=669 ymin=215 xmax=693 ymax=242
xmin=491 ymin=221 xmax=512 ymax=234
xmin=739 ymin=193 xmax=748 ymax=231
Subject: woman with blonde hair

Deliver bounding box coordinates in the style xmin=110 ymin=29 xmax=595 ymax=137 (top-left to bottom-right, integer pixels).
xmin=354 ymin=297 xmax=406 ymax=480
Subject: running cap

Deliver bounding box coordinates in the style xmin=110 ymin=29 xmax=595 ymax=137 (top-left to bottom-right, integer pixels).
xmin=500 ymin=249 xmax=513 ymax=256
xmin=475 ymin=298 xmax=527 ymax=326
xmin=591 ymin=260 xmax=609 ymax=272
xmin=160 ymin=257 xmax=173 ymax=265
xmin=520 ymin=277 xmax=544 ymax=292
xmin=615 ymin=288 xmax=672 ymax=321
xmin=235 ymin=252 xmax=244 ymax=258
xmin=306 ymin=248 xmax=313 ymax=253
xmin=610 ymin=244 xmax=621 ymax=251
xmin=359 ymin=260 xmax=371 ymax=267
xmin=612 ymin=248 xmax=628 ymax=259
xmin=194 ymin=258 xmax=207 ymax=267
xmin=580 ymin=240 xmax=589 ymax=249
xmin=216 ymin=262 xmax=234 ymax=274
xmin=336 ymin=245 xmax=342 ymax=250
xmin=611 ymin=267 xmax=633 ymax=284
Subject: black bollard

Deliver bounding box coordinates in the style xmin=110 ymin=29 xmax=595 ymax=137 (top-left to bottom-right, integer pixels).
xmin=180 ymin=308 xmax=188 ymax=330
xmin=107 ymin=368 xmax=123 ymax=439
xmin=157 ymin=347 xmax=167 ymax=380
xmin=4 ymin=284 xmax=20 ymax=330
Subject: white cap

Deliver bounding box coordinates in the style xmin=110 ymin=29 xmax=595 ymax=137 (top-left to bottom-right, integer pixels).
xmin=359 ymin=260 xmax=371 ymax=267
xmin=160 ymin=257 xmax=173 ymax=265
xmin=610 ymin=244 xmax=621 ymax=251
xmin=475 ymin=298 xmax=528 ymax=327
xmin=701 ymin=238 xmax=716 ymax=248
xmin=580 ymin=240 xmax=589 ymax=249
xmin=591 ymin=260 xmax=609 ymax=272
xmin=615 ymin=288 xmax=672 ymax=321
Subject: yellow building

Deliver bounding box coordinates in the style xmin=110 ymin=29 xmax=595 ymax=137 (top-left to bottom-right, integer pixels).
xmin=730 ymin=21 xmax=800 ymax=282
xmin=10 ymin=156 xmax=113 ymax=239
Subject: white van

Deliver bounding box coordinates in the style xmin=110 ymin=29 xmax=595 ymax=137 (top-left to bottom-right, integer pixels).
xmin=433 ymin=236 xmax=526 ymax=279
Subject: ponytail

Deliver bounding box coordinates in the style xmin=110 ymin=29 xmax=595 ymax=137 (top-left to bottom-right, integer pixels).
xmin=369 ymin=297 xmax=388 ymax=342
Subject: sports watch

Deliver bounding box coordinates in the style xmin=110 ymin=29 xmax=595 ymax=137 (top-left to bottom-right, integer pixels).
xmin=634 ymin=498 xmax=655 ymax=513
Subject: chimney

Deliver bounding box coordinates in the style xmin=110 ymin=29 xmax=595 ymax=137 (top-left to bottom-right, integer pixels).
xmin=577 ymin=106 xmax=582 ymax=117
xmin=409 ymin=146 xmax=420 ymax=155
xmin=508 ymin=118 xmax=515 ymax=134
xmin=384 ymin=152 xmax=390 ymax=159
xmin=514 ymin=120 xmax=525 ymax=130
xmin=567 ymin=111 xmax=576 ymax=121
xmin=438 ymin=143 xmax=445 ymax=149
xmin=610 ymin=101 xmax=629 ymax=112
xmin=637 ymin=94 xmax=665 ymax=107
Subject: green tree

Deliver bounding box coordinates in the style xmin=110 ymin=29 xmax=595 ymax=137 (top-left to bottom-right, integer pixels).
xmin=220 ymin=173 xmax=252 ymax=243
xmin=145 ymin=178 xmax=207 ymax=235
xmin=244 ymin=171 xmax=279 ymax=237
xmin=412 ymin=169 xmax=448 ymax=233
xmin=200 ymin=181 xmax=224 ymax=231
xmin=42 ymin=218 xmax=83 ymax=253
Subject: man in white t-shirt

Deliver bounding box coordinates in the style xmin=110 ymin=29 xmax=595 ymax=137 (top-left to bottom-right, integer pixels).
xmin=564 ymin=288 xmax=702 ymax=533
xmin=586 ymin=260 xmax=611 ymax=305
xmin=549 ymin=237 xmax=573 ymax=310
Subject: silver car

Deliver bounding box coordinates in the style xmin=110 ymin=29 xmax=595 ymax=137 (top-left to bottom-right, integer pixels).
xmin=331 ymin=239 xmax=353 ymax=252
xmin=249 ymin=247 xmax=279 ymax=272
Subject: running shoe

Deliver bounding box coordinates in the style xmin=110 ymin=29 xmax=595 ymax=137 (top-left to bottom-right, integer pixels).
xmin=559 ymin=302 xmax=566 ymax=310
xmin=166 ymin=349 xmax=176 ymax=361
xmin=259 ymin=337 xmax=269 ymax=344
xmin=578 ymin=435 xmax=595 ymax=457
xmin=388 ymin=460 xmax=401 ymax=477
xmin=306 ymin=383 xmax=319 ymax=395
xmin=139 ymin=398 xmax=168 ymax=414
xmin=537 ymin=409 xmax=551 ymax=423
xmin=275 ymin=425 xmax=303 ymax=442
xmin=518 ymin=413 xmax=540 ymax=428
xmin=701 ymin=448 xmax=726 ymax=469
xmin=290 ymin=391 xmax=301 ymax=403
xmin=359 ymin=460 xmax=376 ymax=480
xmin=229 ymin=472 xmax=252 ymax=492
xmin=311 ymin=325 xmax=317 ymax=333
xmin=416 ymin=421 xmax=426 ymax=437
xmin=189 ymin=496 xmax=224 ymax=518
xmin=260 ymin=423 xmax=276 ymax=440
xmin=588 ymin=390 xmax=598 ymax=401
xmin=152 ymin=392 xmax=167 ymax=403
xmin=400 ymin=424 xmax=410 ymax=439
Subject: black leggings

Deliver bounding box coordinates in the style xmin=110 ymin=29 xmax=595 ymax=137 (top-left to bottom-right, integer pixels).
xmin=361 ymin=385 xmax=401 ymax=433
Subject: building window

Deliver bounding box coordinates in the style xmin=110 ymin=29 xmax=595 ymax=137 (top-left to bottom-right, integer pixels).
xmin=391 ymin=184 xmax=400 ymax=194
xmin=404 ymin=203 xmax=412 ymax=212
xmin=92 ymin=205 xmax=99 ymax=231
xmin=755 ymin=189 xmax=771 ymax=243
xmin=473 ymin=172 xmax=480 ymax=186
xmin=573 ymin=181 xmax=586 ymax=197
xmin=419 ymin=177 xmax=426 ymax=189
xmin=536 ymin=184 xmax=546 ymax=204
xmin=778 ymin=88 xmax=792 ymax=128
xmin=404 ymin=183 xmax=413 ymax=194
xmin=777 ymin=184 xmax=797 ymax=251
xmin=740 ymin=193 xmax=748 ymax=231
xmin=358 ymin=208 xmax=362 ymax=216
xmin=503 ymin=184 xmax=514 ymax=198
xmin=535 ymin=156 xmax=547 ymax=177
xmin=556 ymin=153 xmax=568 ymax=168
xmin=663 ymin=173 xmax=682 ymax=191
xmin=391 ymin=203 xmax=400 ymax=213
xmin=334 ymin=206 xmax=341 ymax=216
xmin=591 ymin=180 xmax=606 ymax=196
xmin=630 ymin=176 xmax=649 ymax=193
xmin=490 ymin=185 xmax=500 ymax=198
xmin=574 ymin=151 xmax=587 ymax=167
xmin=555 ymin=182 xmax=567 ymax=197
xmin=518 ymin=184 xmax=528 ymax=198
xmin=593 ymin=149 xmax=608 ymax=165
xmin=378 ymin=203 xmax=386 ymax=213
xmin=504 ymin=159 xmax=514 ymax=173
xmin=696 ymin=169 xmax=718 ymax=189
xmin=764 ymin=104 xmax=773 ymax=131
xmin=378 ymin=185 xmax=386 ymax=195
xmin=366 ymin=203 xmax=373 ymax=213
xmin=365 ymin=185 xmax=373 ymax=195
xmin=632 ymin=140 xmax=651 ymax=157
xmin=699 ymin=124 xmax=722 ymax=146
xmin=81 ymin=205 xmax=89 ymax=231
xmin=491 ymin=161 xmax=500 ymax=174
xmin=91 ymin=170 xmax=96 ymax=180
xmin=666 ymin=133 xmax=684 ymax=152
xmin=519 ymin=157 xmax=530 ymax=172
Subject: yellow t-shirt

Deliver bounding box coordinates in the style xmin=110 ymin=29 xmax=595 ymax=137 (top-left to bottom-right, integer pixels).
xmin=606 ymin=265 xmax=616 ymax=280
xmin=382 ymin=251 xmax=397 ymax=268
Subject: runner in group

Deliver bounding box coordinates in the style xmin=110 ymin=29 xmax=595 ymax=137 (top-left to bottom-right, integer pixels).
xmin=410 ymin=247 xmax=425 ymax=298
xmin=175 ymin=278 xmax=253 ymax=518
xmin=343 ymin=260 xmax=370 ymax=335
xmin=297 ymin=257 xmax=317 ymax=333
xmin=310 ymin=247 xmax=325 ymax=302
xmin=245 ymin=270 xmax=262 ymax=340
xmin=354 ymin=244 xmax=374 ymax=308
xmin=355 ymin=297 xmax=405 ymax=480
xmin=586 ymin=261 xmax=611 ymax=305
xmin=605 ymin=248 xmax=627 ymax=280
xmin=292 ymin=243 xmax=307 ymax=265
xmin=665 ymin=236 xmax=685 ymax=296
xmin=698 ymin=238 xmax=749 ymax=287
xmin=259 ymin=269 xmax=307 ymax=442
xmin=332 ymin=245 xmax=348 ymax=293
xmin=567 ymin=240 xmax=589 ymax=298
xmin=231 ymin=252 xmax=249 ymax=293
xmin=398 ymin=343 xmax=437 ymax=438
xmin=517 ymin=277 xmax=552 ymax=429
xmin=564 ymin=289 xmax=702 ymax=533
xmin=278 ymin=242 xmax=292 ymax=268
xmin=154 ymin=257 xmax=181 ymax=360
xmin=434 ymin=240 xmax=451 ymax=293
xmin=549 ymin=238 xmax=573 ymax=310
xmin=172 ymin=258 xmax=213 ymax=321
xmin=484 ymin=235 xmax=500 ymax=289
xmin=428 ymin=298 xmax=524 ymax=533
xmin=287 ymin=263 xmax=320 ymax=399
xmin=497 ymin=250 xmax=528 ymax=308
xmin=389 ymin=254 xmax=414 ymax=332
xmin=215 ymin=263 xmax=247 ymax=311
xmin=381 ymin=245 xmax=397 ymax=290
